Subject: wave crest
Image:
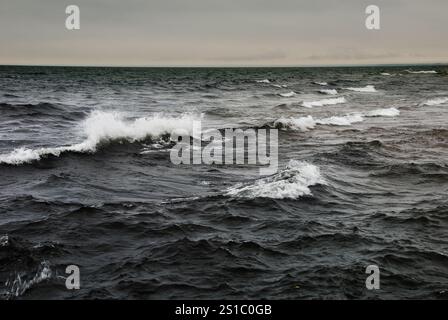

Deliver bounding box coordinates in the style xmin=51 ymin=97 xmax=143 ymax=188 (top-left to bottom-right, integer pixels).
xmin=225 ymin=160 xmax=325 ymax=199
xmin=424 ymin=97 xmax=448 ymax=106
xmin=302 ymin=97 xmax=346 ymax=108
xmin=274 ymin=108 xmax=399 ymax=131
xmin=0 ymin=111 xmax=200 ymax=165
xmin=345 ymin=85 xmax=377 ymax=93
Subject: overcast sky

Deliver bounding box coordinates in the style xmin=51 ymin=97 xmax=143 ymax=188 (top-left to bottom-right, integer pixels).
xmin=0 ymin=0 xmax=447 ymax=66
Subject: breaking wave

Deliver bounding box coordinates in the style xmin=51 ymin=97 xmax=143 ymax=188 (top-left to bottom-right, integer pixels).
xmin=406 ymin=70 xmax=438 ymax=74
xmin=424 ymin=97 xmax=448 ymax=106
xmin=0 ymin=111 xmax=200 ymax=165
xmin=4 ymin=261 xmax=52 ymax=299
xmin=274 ymin=108 xmax=400 ymax=131
xmin=279 ymin=91 xmax=297 ymax=97
xmin=302 ymin=97 xmax=346 ymax=108
xmin=345 ymin=85 xmax=377 ymax=93
xmin=225 ymin=160 xmax=325 ymax=199
xmin=319 ymin=89 xmax=338 ymax=95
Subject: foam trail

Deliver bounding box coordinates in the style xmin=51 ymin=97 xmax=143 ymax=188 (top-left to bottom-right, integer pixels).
xmin=319 ymin=89 xmax=338 ymax=95
xmin=366 ymin=107 xmax=400 ymax=117
xmin=345 ymin=85 xmax=377 ymax=93
xmin=0 ymin=111 xmax=200 ymax=165
xmin=423 ymin=97 xmax=448 ymax=106
xmin=406 ymin=70 xmax=438 ymax=74
xmin=302 ymin=97 xmax=346 ymax=108
xmin=274 ymin=108 xmax=399 ymax=131
xmin=225 ymin=160 xmax=325 ymax=199
xmin=279 ymin=91 xmax=296 ymax=97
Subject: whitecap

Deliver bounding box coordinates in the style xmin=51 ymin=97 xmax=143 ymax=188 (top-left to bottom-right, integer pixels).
xmin=279 ymin=91 xmax=297 ymax=98
xmin=423 ymin=97 xmax=448 ymax=106
xmin=5 ymin=261 xmax=52 ymax=298
xmin=0 ymin=111 xmax=201 ymax=165
xmin=406 ymin=70 xmax=438 ymax=74
xmin=319 ymin=89 xmax=338 ymax=95
xmin=345 ymin=85 xmax=377 ymax=93
xmin=274 ymin=108 xmax=399 ymax=131
xmin=302 ymin=97 xmax=346 ymax=108
xmin=225 ymin=160 xmax=325 ymax=199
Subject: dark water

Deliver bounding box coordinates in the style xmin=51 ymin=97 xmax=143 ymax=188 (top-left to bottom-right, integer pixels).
xmin=0 ymin=65 xmax=447 ymax=299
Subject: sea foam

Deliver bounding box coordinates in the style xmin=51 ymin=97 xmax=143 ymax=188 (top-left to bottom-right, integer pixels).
xmin=345 ymin=85 xmax=377 ymax=93
xmin=225 ymin=160 xmax=325 ymax=199
xmin=279 ymin=91 xmax=297 ymax=97
xmin=423 ymin=97 xmax=448 ymax=106
xmin=0 ymin=111 xmax=199 ymax=165
xmin=406 ymin=70 xmax=438 ymax=74
xmin=302 ymin=97 xmax=346 ymax=108
xmin=319 ymin=89 xmax=338 ymax=95
xmin=274 ymin=108 xmax=399 ymax=131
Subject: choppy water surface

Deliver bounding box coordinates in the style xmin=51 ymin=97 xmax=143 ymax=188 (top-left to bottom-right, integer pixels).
xmin=0 ymin=66 xmax=447 ymax=299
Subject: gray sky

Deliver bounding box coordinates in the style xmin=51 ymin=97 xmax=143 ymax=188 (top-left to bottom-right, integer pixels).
xmin=0 ymin=0 xmax=447 ymax=66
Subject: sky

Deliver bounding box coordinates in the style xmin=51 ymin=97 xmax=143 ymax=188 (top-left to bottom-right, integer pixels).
xmin=0 ymin=0 xmax=447 ymax=66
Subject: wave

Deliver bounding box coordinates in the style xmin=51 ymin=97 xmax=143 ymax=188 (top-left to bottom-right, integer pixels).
xmin=302 ymin=97 xmax=346 ymax=108
xmin=423 ymin=97 xmax=448 ymax=106
xmin=0 ymin=111 xmax=200 ymax=165
xmin=406 ymin=70 xmax=438 ymax=74
xmin=313 ymin=82 xmax=328 ymax=86
xmin=345 ymin=85 xmax=377 ymax=93
xmin=272 ymin=84 xmax=288 ymax=88
xmin=225 ymin=160 xmax=325 ymax=199
xmin=256 ymin=79 xmax=271 ymax=84
xmin=0 ymin=102 xmax=87 ymax=121
xmin=4 ymin=261 xmax=52 ymax=299
xmin=319 ymin=89 xmax=338 ymax=95
xmin=274 ymin=107 xmax=399 ymax=131
xmin=278 ymin=91 xmax=296 ymax=97
xmin=380 ymin=73 xmax=392 ymax=76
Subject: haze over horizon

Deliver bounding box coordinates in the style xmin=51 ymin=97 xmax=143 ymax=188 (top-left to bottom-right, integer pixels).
xmin=0 ymin=0 xmax=447 ymax=67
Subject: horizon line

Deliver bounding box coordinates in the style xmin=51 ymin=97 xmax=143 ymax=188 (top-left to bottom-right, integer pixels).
xmin=1 ymin=62 xmax=447 ymax=68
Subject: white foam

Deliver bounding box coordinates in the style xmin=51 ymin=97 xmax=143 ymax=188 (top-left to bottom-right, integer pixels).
xmin=6 ymin=261 xmax=52 ymax=298
xmin=345 ymin=85 xmax=377 ymax=93
xmin=0 ymin=235 xmax=8 ymax=247
xmin=272 ymin=84 xmax=288 ymax=88
xmin=316 ymin=114 xmax=365 ymax=126
xmin=274 ymin=108 xmax=399 ymax=131
xmin=275 ymin=115 xmax=317 ymax=131
xmin=314 ymin=82 xmax=328 ymax=86
xmin=380 ymin=73 xmax=392 ymax=76
xmin=302 ymin=97 xmax=346 ymax=108
xmin=225 ymin=160 xmax=325 ymax=199
xmin=367 ymin=107 xmax=400 ymax=117
xmin=0 ymin=111 xmax=200 ymax=165
xmin=279 ymin=91 xmax=297 ymax=97
xmin=423 ymin=97 xmax=448 ymax=106
xmin=256 ymin=79 xmax=271 ymax=83
xmin=319 ymin=89 xmax=338 ymax=95
xmin=407 ymin=70 xmax=438 ymax=74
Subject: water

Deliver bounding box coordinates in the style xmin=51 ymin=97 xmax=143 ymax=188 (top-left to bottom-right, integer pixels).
xmin=0 ymin=65 xmax=447 ymax=299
